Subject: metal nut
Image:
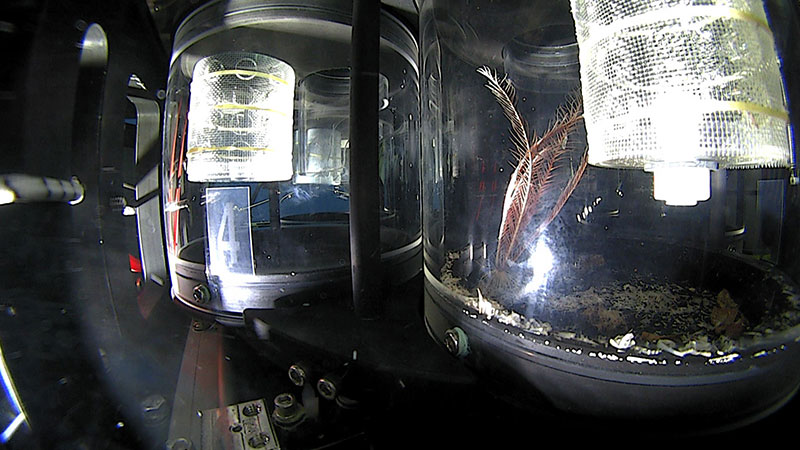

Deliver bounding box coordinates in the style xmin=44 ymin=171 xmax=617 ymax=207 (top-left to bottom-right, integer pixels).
xmin=288 ymin=364 xmax=307 ymax=386
xmin=248 ymin=433 xmax=270 ymax=448
xmin=166 ymin=438 xmax=193 ymax=450
xmin=272 ymin=392 xmax=305 ymax=426
xmin=242 ymin=402 xmax=261 ymax=417
xmin=192 ymin=284 xmax=211 ymax=304
xmin=317 ymin=377 xmax=337 ymax=400
xmin=444 ymin=327 xmax=469 ymax=358
xmin=140 ymin=394 xmax=169 ymax=425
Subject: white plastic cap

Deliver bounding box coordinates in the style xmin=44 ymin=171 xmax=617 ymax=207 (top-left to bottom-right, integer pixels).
xmin=651 ymin=166 xmax=710 ymax=206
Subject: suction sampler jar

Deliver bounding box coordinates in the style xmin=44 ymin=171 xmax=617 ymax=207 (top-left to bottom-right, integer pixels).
xmin=420 ymin=0 xmax=800 ymax=430
xmin=163 ymin=0 xmax=420 ymax=324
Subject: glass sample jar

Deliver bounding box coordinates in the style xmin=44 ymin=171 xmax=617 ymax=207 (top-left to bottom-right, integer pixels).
xmin=163 ymin=0 xmax=420 ymax=324
xmin=421 ymin=0 xmax=800 ymax=428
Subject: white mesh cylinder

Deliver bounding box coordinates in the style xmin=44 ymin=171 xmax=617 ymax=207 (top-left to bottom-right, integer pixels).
xmin=570 ymin=0 xmax=792 ymax=179
xmin=187 ymin=52 xmax=296 ymax=182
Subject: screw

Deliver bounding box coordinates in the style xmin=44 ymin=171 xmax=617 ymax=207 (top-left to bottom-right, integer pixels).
xmin=288 ymin=364 xmax=307 ymax=386
xmin=140 ymin=394 xmax=168 ymax=425
xmin=192 ymin=284 xmax=211 ymax=304
xmin=242 ymin=402 xmax=261 ymax=417
xmin=166 ymin=438 xmax=193 ymax=450
xmin=444 ymin=327 xmax=469 ymax=358
xmin=191 ymin=320 xmax=213 ymax=332
xmin=317 ymin=377 xmax=337 ymax=401
xmin=248 ymin=433 xmax=270 ymax=448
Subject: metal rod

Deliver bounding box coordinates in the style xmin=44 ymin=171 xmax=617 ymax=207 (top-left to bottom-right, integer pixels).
xmin=0 ymin=174 xmax=84 ymax=205
xmin=349 ymin=0 xmax=382 ymax=319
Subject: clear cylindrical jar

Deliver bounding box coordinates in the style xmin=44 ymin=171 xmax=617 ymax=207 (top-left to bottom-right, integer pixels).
xmin=421 ymin=0 xmax=800 ymax=427
xmin=163 ymin=0 xmax=420 ymax=323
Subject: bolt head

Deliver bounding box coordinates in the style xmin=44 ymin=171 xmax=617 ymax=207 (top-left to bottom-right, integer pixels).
xmin=242 ymin=402 xmax=262 ymax=417
xmin=166 ymin=438 xmax=193 ymax=450
xmin=444 ymin=327 xmax=469 ymax=358
xmin=140 ymin=394 xmax=169 ymax=425
xmin=288 ymin=364 xmax=307 ymax=386
xmin=272 ymin=392 xmax=305 ymax=426
xmin=444 ymin=330 xmax=459 ymax=354
xmin=192 ymin=284 xmax=210 ymax=304
xmin=248 ymin=433 xmax=270 ymax=448
xmin=317 ymin=378 xmax=337 ymax=400
xmin=274 ymin=393 xmax=295 ymax=409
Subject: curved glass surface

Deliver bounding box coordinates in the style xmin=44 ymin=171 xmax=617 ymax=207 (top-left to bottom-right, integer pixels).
xmin=420 ymin=0 xmax=800 ymax=424
xmin=163 ymin=0 xmax=421 ymax=321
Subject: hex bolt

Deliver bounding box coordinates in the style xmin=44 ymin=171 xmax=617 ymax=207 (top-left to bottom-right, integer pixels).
xmin=248 ymin=433 xmax=270 ymax=448
xmin=166 ymin=437 xmax=193 ymax=450
xmin=140 ymin=394 xmax=169 ymax=426
xmin=316 ymin=377 xmax=337 ymax=401
xmin=191 ymin=320 xmax=213 ymax=332
xmin=192 ymin=284 xmax=211 ymax=304
xmin=272 ymin=392 xmax=305 ymax=426
xmin=242 ymin=402 xmax=261 ymax=417
xmin=444 ymin=327 xmax=469 ymax=358
xmin=288 ymin=364 xmax=307 ymax=387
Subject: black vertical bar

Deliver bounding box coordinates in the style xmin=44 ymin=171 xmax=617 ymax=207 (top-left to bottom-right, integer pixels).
xmin=349 ymin=0 xmax=382 ymax=319
xmin=268 ymin=182 xmax=281 ymax=231
xmin=708 ymin=169 xmax=726 ymax=250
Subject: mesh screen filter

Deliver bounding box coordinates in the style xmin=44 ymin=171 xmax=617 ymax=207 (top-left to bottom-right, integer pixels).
xmin=570 ymin=0 xmax=792 ymax=172
xmin=187 ymin=52 xmax=295 ymax=182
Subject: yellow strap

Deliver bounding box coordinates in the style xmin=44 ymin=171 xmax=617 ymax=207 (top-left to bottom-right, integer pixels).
xmin=212 ymin=103 xmax=290 ymax=117
xmin=724 ymin=101 xmax=789 ymax=122
xmin=197 ymin=69 xmax=290 ymax=85
xmin=187 ymin=146 xmax=281 ymax=155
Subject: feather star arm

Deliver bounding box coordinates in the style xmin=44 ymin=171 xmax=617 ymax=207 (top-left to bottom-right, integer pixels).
xmin=478 ymin=67 xmax=586 ymax=267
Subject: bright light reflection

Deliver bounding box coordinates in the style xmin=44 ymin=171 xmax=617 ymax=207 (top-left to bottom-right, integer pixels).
xmin=1 ymin=344 xmax=27 ymax=443
xmin=0 ymin=186 xmax=15 ymax=205
xmin=1 ymin=413 xmax=25 ymax=443
xmin=523 ymin=238 xmax=554 ymax=294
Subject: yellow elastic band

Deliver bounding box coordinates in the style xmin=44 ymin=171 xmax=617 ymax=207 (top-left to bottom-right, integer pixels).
xmin=197 ymin=69 xmax=289 ymax=85
xmin=723 ymin=101 xmax=789 ymax=122
xmin=187 ymin=146 xmax=280 ymax=155
xmin=212 ymin=104 xmax=290 ymax=116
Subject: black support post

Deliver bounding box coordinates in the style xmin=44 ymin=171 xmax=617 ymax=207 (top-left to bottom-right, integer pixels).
xmin=349 ymin=0 xmax=382 ymax=319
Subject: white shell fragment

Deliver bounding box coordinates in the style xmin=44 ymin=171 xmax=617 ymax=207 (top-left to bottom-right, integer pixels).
xmin=610 ymin=332 xmax=636 ymax=350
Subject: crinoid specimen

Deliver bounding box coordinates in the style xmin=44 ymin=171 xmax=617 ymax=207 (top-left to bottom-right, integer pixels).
xmin=477 ymin=66 xmax=588 ymax=271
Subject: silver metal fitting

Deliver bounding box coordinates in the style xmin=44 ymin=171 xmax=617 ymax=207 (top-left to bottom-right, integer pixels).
xmin=316 ymin=377 xmax=337 ymax=401
xmin=288 ymin=364 xmax=307 ymax=387
xmin=444 ymin=327 xmax=469 ymax=358
xmin=271 ymin=393 xmax=305 ymax=426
